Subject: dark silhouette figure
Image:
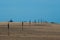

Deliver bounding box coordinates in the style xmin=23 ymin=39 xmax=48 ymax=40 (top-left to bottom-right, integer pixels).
xmin=9 ymin=19 xmax=13 ymax=22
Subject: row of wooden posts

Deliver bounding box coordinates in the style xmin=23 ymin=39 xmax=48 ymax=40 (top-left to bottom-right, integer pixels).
xmin=8 ymin=21 xmax=24 ymax=36
xmin=7 ymin=19 xmax=43 ymax=36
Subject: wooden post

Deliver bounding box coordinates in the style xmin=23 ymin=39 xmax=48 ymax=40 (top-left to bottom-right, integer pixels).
xmin=8 ymin=22 xmax=9 ymax=36
xmin=34 ymin=20 xmax=36 ymax=23
xmin=41 ymin=18 xmax=42 ymax=24
xmin=34 ymin=20 xmax=36 ymax=26
xmin=22 ymin=21 xmax=23 ymax=31
xmin=29 ymin=20 xmax=31 ymax=26
xmin=38 ymin=19 xmax=39 ymax=23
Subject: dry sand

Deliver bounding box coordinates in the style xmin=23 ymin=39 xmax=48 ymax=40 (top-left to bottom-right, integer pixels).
xmin=0 ymin=22 xmax=60 ymax=40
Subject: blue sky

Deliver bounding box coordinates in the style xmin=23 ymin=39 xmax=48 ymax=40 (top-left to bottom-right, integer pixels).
xmin=0 ymin=0 xmax=60 ymax=23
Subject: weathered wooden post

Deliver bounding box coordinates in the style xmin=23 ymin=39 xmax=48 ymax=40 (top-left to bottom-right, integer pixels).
xmin=8 ymin=19 xmax=13 ymax=36
xmin=22 ymin=21 xmax=23 ymax=31
xmin=38 ymin=19 xmax=40 ymax=23
xmin=34 ymin=19 xmax=36 ymax=26
xmin=8 ymin=22 xmax=9 ymax=36
xmin=29 ymin=20 xmax=31 ymax=26
xmin=34 ymin=19 xmax=36 ymax=23
xmin=38 ymin=19 xmax=40 ymax=26
xmin=41 ymin=18 xmax=42 ymax=24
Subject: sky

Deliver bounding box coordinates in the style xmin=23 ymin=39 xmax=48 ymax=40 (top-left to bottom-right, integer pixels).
xmin=0 ymin=0 xmax=60 ymax=23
